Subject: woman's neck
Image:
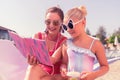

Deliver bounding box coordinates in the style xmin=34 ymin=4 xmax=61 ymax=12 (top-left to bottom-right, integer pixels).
xmin=47 ymin=33 xmax=60 ymax=41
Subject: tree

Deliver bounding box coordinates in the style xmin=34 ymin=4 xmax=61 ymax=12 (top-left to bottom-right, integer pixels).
xmin=96 ymin=26 xmax=107 ymax=44
xmin=86 ymin=28 xmax=91 ymax=35
xmin=109 ymin=27 xmax=120 ymax=43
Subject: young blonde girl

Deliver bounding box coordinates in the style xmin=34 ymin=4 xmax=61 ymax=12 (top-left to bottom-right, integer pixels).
xmin=52 ymin=6 xmax=109 ymax=80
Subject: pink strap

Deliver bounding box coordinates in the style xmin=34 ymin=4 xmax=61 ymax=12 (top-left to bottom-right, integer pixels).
xmin=55 ymin=37 xmax=66 ymax=50
xmin=37 ymin=32 xmax=42 ymax=39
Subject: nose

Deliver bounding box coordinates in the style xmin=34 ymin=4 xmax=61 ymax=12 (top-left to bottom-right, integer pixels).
xmin=47 ymin=22 xmax=55 ymax=29
xmin=67 ymin=27 xmax=71 ymax=31
xmin=49 ymin=22 xmax=54 ymax=27
xmin=49 ymin=23 xmax=54 ymax=28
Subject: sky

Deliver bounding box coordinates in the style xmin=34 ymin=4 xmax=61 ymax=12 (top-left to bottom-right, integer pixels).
xmin=0 ymin=0 xmax=120 ymax=37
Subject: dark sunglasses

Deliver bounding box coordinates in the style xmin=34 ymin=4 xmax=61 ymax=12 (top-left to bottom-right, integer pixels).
xmin=62 ymin=19 xmax=82 ymax=31
xmin=45 ymin=20 xmax=61 ymax=26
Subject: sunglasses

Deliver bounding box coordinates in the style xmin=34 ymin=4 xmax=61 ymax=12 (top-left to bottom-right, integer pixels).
xmin=62 ymin=19 xmax=83 ymax=31
xmin=45 ymin=20 xmax=61 ymax=26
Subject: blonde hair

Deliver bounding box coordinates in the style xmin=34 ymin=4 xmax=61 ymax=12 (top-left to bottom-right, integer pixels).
xmin=65 ymin=5 xmax=87 ymax=20
xmin=77 ymin=5 xmax=87 ymax=17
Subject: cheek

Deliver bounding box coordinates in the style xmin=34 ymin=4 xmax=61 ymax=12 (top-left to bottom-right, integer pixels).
xmin=67 ymin=30 xmax=76 ymax=37
xmin=45 ymin=26 xmax=51 ymax=31
xmin=71 ymin=29 xmax=81 ymax=37
xmin=75 ymin=26 xmax=83 ymax=33
xmin=46 ymin=25 xmax=50 ymax=28
xmin=56 ymin=26 xmax=61 ymax=31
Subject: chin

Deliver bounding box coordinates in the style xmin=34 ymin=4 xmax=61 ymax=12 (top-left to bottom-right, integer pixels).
xmin=69 ymin=34 xmax=75 ymax=37
xmin=49 ymin=31 xmax=57 ymax=35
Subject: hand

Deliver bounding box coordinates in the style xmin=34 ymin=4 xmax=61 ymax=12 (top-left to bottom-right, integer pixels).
xmin=60 ymin=65 xmax=67 ymax=77
xmin=27 ymin=54 xmax=39 ymax=65
xmin=80 ymin=71 xmax=95 ymax=80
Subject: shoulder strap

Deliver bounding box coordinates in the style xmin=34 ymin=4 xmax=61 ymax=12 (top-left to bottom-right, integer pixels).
xmin=36 ymin=32 xmax=46 ymax=40
xmin=89 ymin=39 xmax=95 ymax=50
xmin=55 ymin=36 xmax=66 ymax=50
xmin=58 ymin=37 xmax=66 ymax=46
xmin=37 ymin=32 xmax=42 ymax=39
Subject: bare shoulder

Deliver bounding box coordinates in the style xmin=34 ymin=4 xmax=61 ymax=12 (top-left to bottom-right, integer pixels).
xmin=58 ymin=35 xmax=67 ymax=46
xmin=61 ymin=39 xmax=68 ymax=52
xmin=91 ymin=37 xmax=105 ymax=54
xmin=33 ymin=33 xmax=39 ymax=38
xmin=33 ymin=32 xmax=46 ymax=39
xmin=61 ymin=40 xmax=68 ymax=64
xmin=94 ymin=38 xmax=104 ymax=48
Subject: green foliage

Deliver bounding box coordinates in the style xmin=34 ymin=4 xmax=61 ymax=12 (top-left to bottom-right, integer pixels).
xmin=117 ymin=35 xmax=120 ymax=42
xmin=108 ymin=35 xmax=120 ymax=43
xmin=108 ymin=35 xmax=115 ymax=43
xmin=95 ymin=26 xmax=107 ymax=44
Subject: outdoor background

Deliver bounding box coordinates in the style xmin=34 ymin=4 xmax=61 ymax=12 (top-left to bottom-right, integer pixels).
xmin=0 ymin=0 xmax=120 ymax=37
xmin=0 ymin=0 xmax=120 ymax=80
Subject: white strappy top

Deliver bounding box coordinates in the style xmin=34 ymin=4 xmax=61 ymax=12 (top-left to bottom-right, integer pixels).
xmin=67 ymin=38 xmax=96 ymax=72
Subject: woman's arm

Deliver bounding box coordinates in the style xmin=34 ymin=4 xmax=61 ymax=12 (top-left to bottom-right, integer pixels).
xmin=92 ymin=40 xmax=109 ymax=78
xmin=60 ymin=44 xmax=68 ymax=77
xmin=80 ymin=40 xmax=109 ymax=80
xmin=51 ymin=46 xmax=63 ymax=64
xmin=51 ymin=41 xmax=67 ymax=64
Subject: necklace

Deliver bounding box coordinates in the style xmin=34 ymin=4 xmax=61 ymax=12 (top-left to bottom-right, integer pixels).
xmin=46 ymin=33 xmax=61 ymax=54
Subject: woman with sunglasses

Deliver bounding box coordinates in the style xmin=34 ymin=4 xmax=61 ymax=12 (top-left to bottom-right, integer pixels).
xmin=24 ymin=6 xmax=66 ymax=80
xmin=51 ymin=6 xmax=109 ymax=80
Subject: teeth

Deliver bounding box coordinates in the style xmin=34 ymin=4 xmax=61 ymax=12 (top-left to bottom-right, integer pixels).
xmin=50 ymin=28 xmax=55 ymax=31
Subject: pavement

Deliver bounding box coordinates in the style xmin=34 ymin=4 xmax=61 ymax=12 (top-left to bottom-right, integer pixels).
xmin=96 ymin=59 xmax=120 ymax=80
xmin=95 ymin=46 xmax=120 ymax=80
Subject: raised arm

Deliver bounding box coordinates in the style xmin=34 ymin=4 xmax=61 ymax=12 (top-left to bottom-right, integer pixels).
xmin=51 ymin=45 xmax=63 ymax=64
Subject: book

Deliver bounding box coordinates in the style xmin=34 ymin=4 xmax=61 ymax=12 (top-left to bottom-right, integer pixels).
xmin=8 ymin=31 xmax=52 ymax=66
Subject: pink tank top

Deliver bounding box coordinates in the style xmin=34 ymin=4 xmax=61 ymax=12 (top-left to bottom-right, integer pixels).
xmin=37 ymin=32 xmax=66 ymax=74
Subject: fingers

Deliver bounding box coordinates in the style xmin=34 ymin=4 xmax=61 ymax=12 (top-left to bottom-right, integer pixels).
xmin=80 ymin=71 xmax=90 ymax=80
xmin=27 ymin=54 xmax=30 ymax=62
xmin=80 ymin=73 xmax=88 ymax=79
xmin=60 ymin=67 xmax=67 ymax=77
xmin=27 ymin=54 xmax=39 ymax=65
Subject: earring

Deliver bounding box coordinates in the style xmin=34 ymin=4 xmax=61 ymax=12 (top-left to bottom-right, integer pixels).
xmin=44 ymin=28 xmax=49 ymax=34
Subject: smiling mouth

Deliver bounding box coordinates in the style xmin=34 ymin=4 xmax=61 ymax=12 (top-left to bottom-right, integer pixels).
xmin=49 ymin=28 xmax=56 ymax=31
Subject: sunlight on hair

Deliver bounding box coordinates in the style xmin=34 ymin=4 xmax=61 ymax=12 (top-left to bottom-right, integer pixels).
xmin=78 ymin=5 xmax=87 ymax=17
